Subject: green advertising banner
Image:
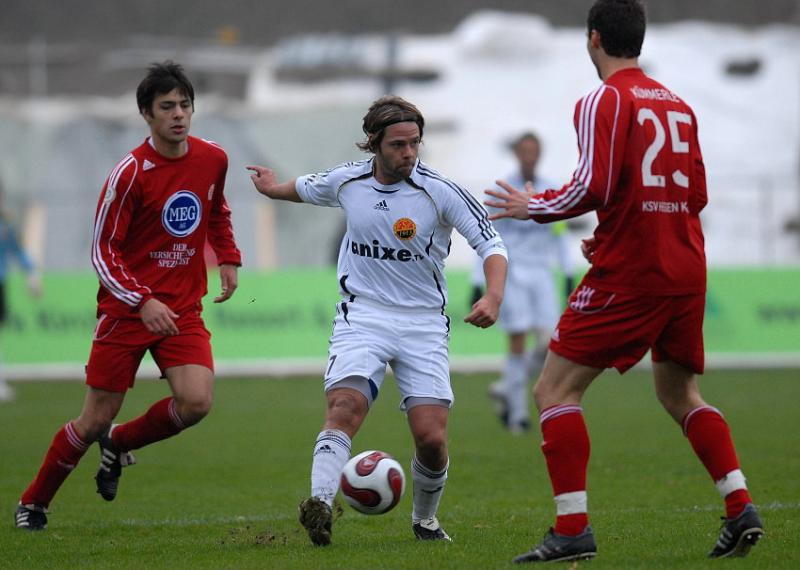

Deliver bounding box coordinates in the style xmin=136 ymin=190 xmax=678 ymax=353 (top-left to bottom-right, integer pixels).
xmin=3 ymin=268 xmax=800 ymax=373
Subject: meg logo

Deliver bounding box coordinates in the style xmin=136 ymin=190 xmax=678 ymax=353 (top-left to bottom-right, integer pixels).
xmin=162 ymin=191 xmax=202 ymax=237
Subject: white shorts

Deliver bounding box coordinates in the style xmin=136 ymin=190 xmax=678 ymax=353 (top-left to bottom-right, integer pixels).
xmin=324 ymin=298 xmax=454 ymax=409
xmin=499 ymin=266 xmax=559 ymax=334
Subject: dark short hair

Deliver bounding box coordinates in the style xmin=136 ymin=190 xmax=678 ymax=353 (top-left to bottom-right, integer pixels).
xmin=587 ymin=0 xmax=646 ymax=58
xmin=136 ymin=61 xmax=195 ymax=115
xmin=509 ymin=131 xmax=541 ymax=152
xmin=357 ymin=95 xmax=425 ymax=153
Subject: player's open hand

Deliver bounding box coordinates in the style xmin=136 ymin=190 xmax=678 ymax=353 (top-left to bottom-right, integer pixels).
xmin=464 ymin=293 xmax=501 ymax=329
xmin=484 ymin=180 xmax=533 ymax=221
xmin=581 ymin=237 xmax=597 ymax=264
xmin=214 ymin=263 xmax=239 ymax=303
xmin=140 ymin=298 xmax=180 ymax=336
xmin=246 ymin=165 xmax=278 ymax=197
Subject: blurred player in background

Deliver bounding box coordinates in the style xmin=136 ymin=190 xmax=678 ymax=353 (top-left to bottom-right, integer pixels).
xmin=473 ymin=132 xmax=574 ymax=434
xmin=15 ymin=61 xmax=242 ymax=530
xmin=486 ymin=0 xmax=763 ymax=562
xmin=0 ymin=185 xmax=42 ymax=402
xmin=249 ymin=95 xmax=507 ymax=546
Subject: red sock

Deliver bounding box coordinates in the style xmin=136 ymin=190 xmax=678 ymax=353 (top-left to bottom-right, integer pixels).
xmin=112 ymin=397 xmax=185 ymax=452
xmin=683 ymin=406 xmax=752 ymax=518
xmin=20 ymin=423 xmax=89 ymax=508
xmin=540 ymin=405 xmax=590 ymax=536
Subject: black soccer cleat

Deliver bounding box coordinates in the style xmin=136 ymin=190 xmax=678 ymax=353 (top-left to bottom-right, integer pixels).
xmin=95 ymin=426 xmax=135 ymax=502
xmin=15 ymin=503 xmax=48 ymax=531
xmin=513 ymin=526 xmax=597 ymax=563
xmin=412 ymin=517 xmax=452 ymax=542
xmin=299 ymin=497 xmax=333 ymax=546
xmin=708 ymin=503 xmax=764 ymax=558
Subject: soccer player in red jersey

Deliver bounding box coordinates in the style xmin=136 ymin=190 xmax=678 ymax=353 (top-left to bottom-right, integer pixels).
xmin=14 ymin=61 xmax=242 ymax=530
xmin=486 ymin=0 xmax=763 ymax=562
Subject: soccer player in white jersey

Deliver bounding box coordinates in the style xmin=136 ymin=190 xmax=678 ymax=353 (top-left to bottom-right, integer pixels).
xmin=248 ymin=96 xmax=507 ymax=546
xmin=474 ymin=132 xmax=575 ymax=434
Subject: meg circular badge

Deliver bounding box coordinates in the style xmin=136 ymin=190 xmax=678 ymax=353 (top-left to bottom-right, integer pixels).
xmin=393 ymin=217 xmax=416 ymax=240
xmin=162 ymin=191 xmax=202 ymax=237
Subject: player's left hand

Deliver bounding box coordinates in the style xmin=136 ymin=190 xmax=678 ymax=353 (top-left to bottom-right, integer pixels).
xmin=484 ymin=180 xmax=533 ymax=221
xmin=214 ymin=264 xmax=239 ymax=303
xmin=464 ymin=293 xmax=501 ymax=329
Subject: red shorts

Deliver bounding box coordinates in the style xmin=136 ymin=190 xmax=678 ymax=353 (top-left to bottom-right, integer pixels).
xmin=86 ymin=310 xmax=213 ymax=393
xmin=549 ymin=285 xmax=705 ymax=374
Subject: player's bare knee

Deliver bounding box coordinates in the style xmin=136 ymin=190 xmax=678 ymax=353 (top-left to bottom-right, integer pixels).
xmin=325 ymin=388 xmax=369 ymax=435
xmin=532 ymin=379 xmax=555 ymax=411
xmin=176 ymin=394 xmax=213 ymax=426
xmin=326 ymin=388 xmax=368 ymax=425
xmin=73 ymin=415 xmax=113 ymax=442
xmin=413 ymin=431 xmax=447 ymax=465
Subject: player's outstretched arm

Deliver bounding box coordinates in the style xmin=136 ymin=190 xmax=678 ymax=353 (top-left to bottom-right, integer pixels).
xmin=214 ymin=263 xmax=239 ymax=303
xmin=484 ymin=180 xmax=533 ymax=221
xmin=246 ymin=165 xmax=302 ymax=202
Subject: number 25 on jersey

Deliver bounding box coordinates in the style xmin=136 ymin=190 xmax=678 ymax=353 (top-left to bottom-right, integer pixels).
xmin=637 ymin=107 xmax=692 ymax=189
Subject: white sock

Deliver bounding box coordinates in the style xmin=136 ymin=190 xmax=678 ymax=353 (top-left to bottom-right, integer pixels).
xmin=411 ymin=455 xmax=448 ymax=522
xmin=527 ymin=345 xmax=547 ymax=376
xmin=505 ymin=354 xmax=529 ymax=426
xmin=310 ymin=429 xmax=351 ymax=507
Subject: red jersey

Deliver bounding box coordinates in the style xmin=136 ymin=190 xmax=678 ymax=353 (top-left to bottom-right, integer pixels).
xmin=528 ymin=68 xmax=707 ymax=295
xmin=92 ymin=136 xmax=241 ymax=319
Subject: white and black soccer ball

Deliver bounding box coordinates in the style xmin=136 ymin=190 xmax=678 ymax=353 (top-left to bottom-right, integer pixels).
xmin=340 ymin=450 xmax=406 ymax=515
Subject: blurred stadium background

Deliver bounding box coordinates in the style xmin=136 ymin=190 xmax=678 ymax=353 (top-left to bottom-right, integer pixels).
xmin=2 ymin=0 xmax=800 ymax=378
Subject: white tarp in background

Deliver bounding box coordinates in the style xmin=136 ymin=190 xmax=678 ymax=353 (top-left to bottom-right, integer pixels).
xmin=0 ymin=12 xmax=798 ymax=269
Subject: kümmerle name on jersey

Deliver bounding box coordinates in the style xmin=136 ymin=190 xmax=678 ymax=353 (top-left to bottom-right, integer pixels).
xmin=350 ymin=239 xmax=424 ymax=262
xmin=629 ymin=86 xmax=680 ymax=103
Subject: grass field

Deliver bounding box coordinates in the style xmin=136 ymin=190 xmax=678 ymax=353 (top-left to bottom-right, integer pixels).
xmin=1 ymin=368 xmax=798 ymax=569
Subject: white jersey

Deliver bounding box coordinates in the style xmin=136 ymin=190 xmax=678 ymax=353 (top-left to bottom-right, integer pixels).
xmin=296 ymin=158 xmax=506 ymax=311
xmin=479 ymin=172 xmax=573 ymax=283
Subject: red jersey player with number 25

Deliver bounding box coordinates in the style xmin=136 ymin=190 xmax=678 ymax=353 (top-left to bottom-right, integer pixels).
xmin=485 ymin=0 xmax=763 ymax=563
xmin=15 ymin=61 xmax=242 ymax=531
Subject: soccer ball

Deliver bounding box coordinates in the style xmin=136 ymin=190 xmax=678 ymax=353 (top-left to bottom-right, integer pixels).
xmin=340 ymin=450 xmax=406 ymax=515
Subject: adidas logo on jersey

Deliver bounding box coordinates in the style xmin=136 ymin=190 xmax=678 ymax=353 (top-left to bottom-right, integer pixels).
xmin=143 ymin=159 xmax=156 ymax=171
xmin=373 ymin=200 xmax=390 ymax=211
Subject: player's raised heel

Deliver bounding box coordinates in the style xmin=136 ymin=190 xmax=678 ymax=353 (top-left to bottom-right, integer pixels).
xmin=708 ymin=503 xmax=764 ymax=558
xmin=299 ymin=497 xmax=333 ymax=546
xmin=412 ymin=516 xmax=452 ymax=542
xmin=95 ymin=425 xmax=136 ymax=502
xmin=15 ymin=503 xmax=48 ymax=531
xmin=513 ymin=526 xmax=597 ymax=563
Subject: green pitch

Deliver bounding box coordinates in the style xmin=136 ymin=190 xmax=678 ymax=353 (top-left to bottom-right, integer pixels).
xmin=1 ymin=369 xmax=798 ymax=568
